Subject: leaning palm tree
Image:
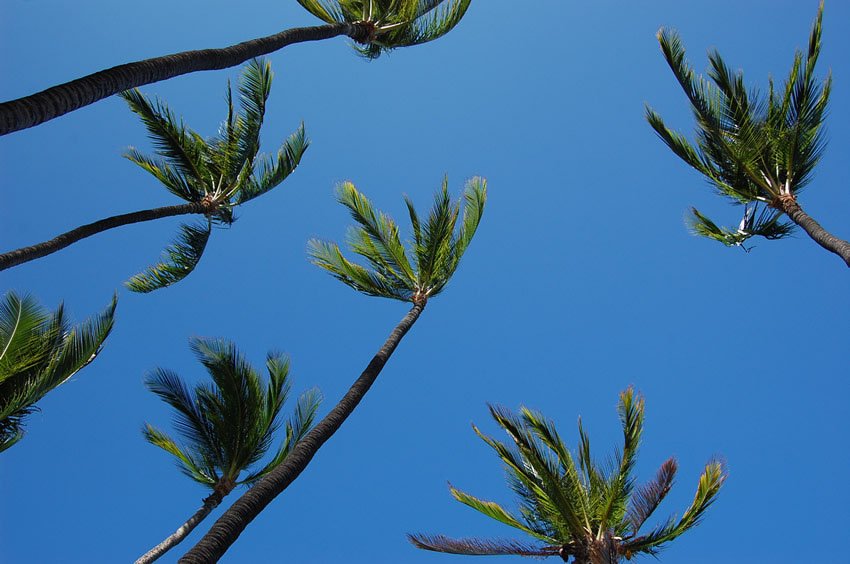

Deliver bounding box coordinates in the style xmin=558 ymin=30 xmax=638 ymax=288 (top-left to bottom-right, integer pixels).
xmin=0 ymin=59 xmax=308 ymax=292
xmin=135 ymin=338 xmax=321 ymax=564
xmin=410 ymin=388 xmax=726 ymax=563
xmin=0 ymin=0 xmax=472 ymax=135
xmin=178 ymin=176 xmax=486 ymax=563
xmin=646 ymin=2 xmax=850 ymax=267
xmin=0 ymin=291 xmax=116 ymax=452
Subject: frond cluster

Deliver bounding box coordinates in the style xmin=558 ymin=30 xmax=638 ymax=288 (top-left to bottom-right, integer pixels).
xmin=411 ymin=388 xmax=726 ymax=561
xmin=121 ymin=58 xmax=308 ymax=292
xmin=143 ymin=338 xmax=321 ymax=491
xmin=647 ymin=2 xmax=829 ymax=249
xmin=0 ymin=292 xmax=116 ymax=452
xmin=296 ymin=0 xmax=471 ymax=59
xmin=308 ymin=176 xmax=486 ymax=303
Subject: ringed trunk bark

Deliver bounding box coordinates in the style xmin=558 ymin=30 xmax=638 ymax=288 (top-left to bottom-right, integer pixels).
xmin=0 ymin=22 xmax=369 ymax=135
xmin=0 ymin=201 xmax=207 ymax=271
xmin=178 ymin=302 xmax=426 ymax=563
xmin=778 ymin=195 xmax=850 ymax=268
xmin=135 ymin=490 xmax=226 ymax=564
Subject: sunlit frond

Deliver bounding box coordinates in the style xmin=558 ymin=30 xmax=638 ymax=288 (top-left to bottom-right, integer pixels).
xmin=0 ymin=292 xmax=116 ymax=452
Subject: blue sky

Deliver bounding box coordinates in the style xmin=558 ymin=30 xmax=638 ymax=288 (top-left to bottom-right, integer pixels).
xmin=2 ymin=1 xmax=849 ymax=562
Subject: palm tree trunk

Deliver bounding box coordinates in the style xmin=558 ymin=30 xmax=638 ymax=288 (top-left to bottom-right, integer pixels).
xmin=0 ymin=201 xmax=207 ymax=271
xmin=135 ymin=490 xmax=225 ymax=564
xmin=778 ymin=195 xmax=850 ymax=267
xmin=178 ymin=302 xmax=426 ymax=563
xmin=0 ymin=22 xmax=369 ymax=135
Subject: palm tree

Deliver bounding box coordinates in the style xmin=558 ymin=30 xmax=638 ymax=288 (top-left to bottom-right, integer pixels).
xmin=0 ymin=291 xmax=116 ymax=452
xmin=0 ymin=0 xmax=472 ymax=135
xmin=178 ymin=176 xmax=487 ymax=563
xmin=646 ymin=2 xmax=850 ymax=267
xmin=410 ymin=388 xmax=726 ymax=564
xmin=0 ymin=59 xmax=307 ymax=292
xmin=135 ymin=338 xmax=321 ymax=563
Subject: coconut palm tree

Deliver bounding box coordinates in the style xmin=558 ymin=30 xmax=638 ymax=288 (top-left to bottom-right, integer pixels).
xmin=0 ymin=291 xmax=116 ymax=452
xmin=178 ymin=176 xmax=486 ymax=563
xmin=0 ymin=59 xmax=308 ymax=292
xmin=0 ymin=0 xmax=472 ymax=135
xmin=135 ymin=338 xmax=321 ymax=564
xmin=410 ymin=388 xmax=726 ymax=563
xmin=646 ymin=2 xmax=850 ymax=267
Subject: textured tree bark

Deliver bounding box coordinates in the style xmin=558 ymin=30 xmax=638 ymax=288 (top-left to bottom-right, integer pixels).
xmin=0 ymin=22 xmax=369 ymax=135
xmin=778 ymin=195 xmax=850 ymax=267
xmin=0 ymin=201 xmax=207 ymax=271
xmin=135 ymin=490 xmax=226 ymax=564
xmin=178 ymin=302 xmax=426 ymax=563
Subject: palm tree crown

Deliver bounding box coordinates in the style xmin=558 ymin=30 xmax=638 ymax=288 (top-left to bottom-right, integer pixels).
xmin=296 ymin=0 xmax=471 ymax=59
xmin=646 ymin=2 xmax=830 ymax=251
xmin=0 ymin=292 xmax=116 ymax=452
xmin=309 ymin=176 xmax=486 ymax=304
xmin=143 ymin=338 xmax=321 ymax=495
xmin=410 ymin=388 xmax=726 ymax=563
xmin=121 ymin=58 xmax=308 ymax=292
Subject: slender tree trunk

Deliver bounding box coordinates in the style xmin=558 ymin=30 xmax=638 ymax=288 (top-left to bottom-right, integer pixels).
xmin=0 ymin=22 xmax=369 ymax=135
xmin=0 ymin=201 xmax=207 ymax=271
xmin=178 ymin=301 xmax=426 ymax=563
xmin=778 ymin=195 xmax=850 ymax=267
xmin=135 ymin=490 xmax=226 ymax=564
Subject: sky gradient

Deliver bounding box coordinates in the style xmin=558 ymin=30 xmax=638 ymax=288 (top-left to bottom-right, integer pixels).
xmin=1 ymin=1 xmax=849 ymax=562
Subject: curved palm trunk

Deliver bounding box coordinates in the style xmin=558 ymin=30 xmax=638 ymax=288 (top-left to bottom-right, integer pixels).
xmin=0 ymin=201 xmax=207 ymax=271
xmin=178 ymin=302 xmax=426 ymax=563
xmin=0 ymin=22 xmax=369 ymax=135
xmin=135 ymin=490 xmax=226 ymax=564
xmin=778 ymin=196 xmax=850 ymax=267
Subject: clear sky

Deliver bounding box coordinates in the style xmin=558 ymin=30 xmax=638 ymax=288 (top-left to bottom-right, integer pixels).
xmin=1 ymin=1 xmax=848 ymax=562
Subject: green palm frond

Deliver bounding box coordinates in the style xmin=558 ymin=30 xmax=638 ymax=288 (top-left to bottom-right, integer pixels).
xmin=296 ymin=0 xmax=472 ymax=59
xmin=0 ymin=292 xmax=116 ymax=452
xmin=649 ymin=2 xmax=830 ymax=250
xmin=309 ymin=176 xmax=486 ymax=303
xmin=144 ymin=338 xmax=320 ymax=493
xmin=125 ymin=220 xmax=213 ymax=293
xmin=411 ymin=389 xmax=726 ymax=560
xmin=122 ymin=58 xmax=308 ymax=292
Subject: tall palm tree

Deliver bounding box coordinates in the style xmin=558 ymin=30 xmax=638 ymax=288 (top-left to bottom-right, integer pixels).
xmin=0 ymin=59 xmax=308 ymax=292
xmin=0 ymin=291 xmax=116 ymax=452
xmin=646 ymin=2 xmax=850 ymax=267
xmin=0 ymin=0 xmax=472 ymax=135
xmin=135 ymin=338 xmax=321 ymax=563
xmin=410 ymin=388 xmax=726 ymax=564
xmin=178 ymin=176 xmax=487 ymax=563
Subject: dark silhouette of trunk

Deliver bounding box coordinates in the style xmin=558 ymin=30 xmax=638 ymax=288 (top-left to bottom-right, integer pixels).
xmin=135 ymin=488 xmax=228 ymax=564
xmin=0 ymin=201 xmax=208 ymax=271
xmin=0 ymin=22 xmax=369 ymax=135
xmin=178 ymin=302 xmax=426 ymax=563
xmin=778 ymin=195 xmax=850 ymax=267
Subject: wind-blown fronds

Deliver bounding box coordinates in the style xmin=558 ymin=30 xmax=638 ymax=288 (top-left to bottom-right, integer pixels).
xmin=410 ymin=388 xmax=726 ymax=560
xmin=296 ymin=0 xmax=472 ymax=59
xmin=121 ymin=58 xmax=308 ymax=292
xmin=0 ymin=292 xmax=116 ymax=452
xmin=647 ymin=2 xmax=831 ymax=250
xmin=309 ymin=176 xmax=486 ymax=303
xmin=143 ymin=338 xmax=321 ymax=491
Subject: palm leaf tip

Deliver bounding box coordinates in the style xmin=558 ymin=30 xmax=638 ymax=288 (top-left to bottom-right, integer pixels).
xmin=408 ymin=533 xmax=557 ymax=556
xmin=125 ymin=220 xmax=212 ymax=293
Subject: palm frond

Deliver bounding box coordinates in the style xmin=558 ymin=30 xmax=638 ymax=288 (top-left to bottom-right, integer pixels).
xmin=626 ymin=460 xmax=726 ymax=555
xmin=626 ymin=458 xmax=677 ymax=534
xmin=125 ymin=220 xmax=212 ymax=293
xmin=408 ymin=533 xmax=558 ymax=557
xmin=235 ymin=123 xmax=309 ymax=205
xmin=0 ymin=293 xmax=116 ymax=452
